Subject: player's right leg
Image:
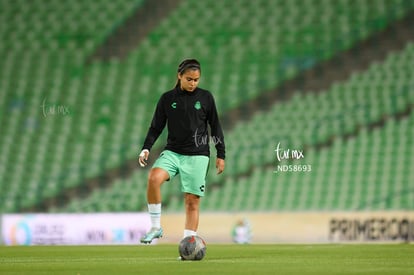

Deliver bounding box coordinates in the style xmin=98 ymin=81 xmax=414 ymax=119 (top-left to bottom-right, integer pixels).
xmin=140 ymin=168 xmax=169 ymax=244
xmin=146 ymin=167 xmax=169 ymax=204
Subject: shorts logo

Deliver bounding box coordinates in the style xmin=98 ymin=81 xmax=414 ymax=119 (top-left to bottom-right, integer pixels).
xmin=199 ymin=185 xmax=205 ymax=192
xmin=194 ymin=101 xmax=201 ymax=110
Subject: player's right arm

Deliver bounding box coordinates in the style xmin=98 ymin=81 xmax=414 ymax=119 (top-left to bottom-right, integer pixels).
xmin=138 ymin=95 xmax=167 ymax=167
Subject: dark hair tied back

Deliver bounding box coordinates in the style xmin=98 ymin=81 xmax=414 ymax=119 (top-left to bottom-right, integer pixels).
xmin=177 ymin=59 xmax=201 ymax=74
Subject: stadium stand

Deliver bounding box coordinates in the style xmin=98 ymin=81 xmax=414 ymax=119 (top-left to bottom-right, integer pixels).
xmin=55 ymin=41 xmax=414 ymax=213
xmin=203 ymin=110 xmax=414 ymax=211
xmin=134 ymin=0 xmax=414 ymax=110
xmin=0 ymin=0 xmax=145 ymax=212
xmin=0 ymin=0 xmax=413 ymax=213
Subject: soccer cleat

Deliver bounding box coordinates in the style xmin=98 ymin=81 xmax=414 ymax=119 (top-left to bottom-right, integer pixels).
xmin=140 ymin=227 xmax=163 ymax=244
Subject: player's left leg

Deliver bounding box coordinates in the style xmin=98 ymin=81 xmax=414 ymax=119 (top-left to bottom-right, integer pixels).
xmin=183 ymin=193 xmax=200 ymax=237
xmin=179 ymin=155 xmax=209 ymax=238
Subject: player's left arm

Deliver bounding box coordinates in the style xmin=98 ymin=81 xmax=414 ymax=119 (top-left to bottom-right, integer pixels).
xmin=207 ymin=92 xmax=225 ymax=174
xmin=216 ymin=158 xmax=225 ymax=175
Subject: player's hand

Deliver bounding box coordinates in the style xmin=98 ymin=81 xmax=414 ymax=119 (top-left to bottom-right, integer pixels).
xmin=216 ymin=158 xmax=225 ymax=174
xmin=138 ymin=149 xmax=149 ymax=167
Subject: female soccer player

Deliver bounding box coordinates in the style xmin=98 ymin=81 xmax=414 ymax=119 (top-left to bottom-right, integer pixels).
xmin=138 ymin=59 xmax=226 ymax=243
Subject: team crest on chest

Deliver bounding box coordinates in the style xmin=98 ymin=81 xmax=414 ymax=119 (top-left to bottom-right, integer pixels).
xmin=194 ymin=101 xmax=201 ymax=110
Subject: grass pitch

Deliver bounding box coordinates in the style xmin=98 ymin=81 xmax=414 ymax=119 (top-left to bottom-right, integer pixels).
xmin=0 ymin=244 xmax=413 ymax=275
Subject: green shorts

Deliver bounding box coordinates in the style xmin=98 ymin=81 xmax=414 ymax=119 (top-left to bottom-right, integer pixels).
xmin=152 ymin=150 xmax=210 ymax=197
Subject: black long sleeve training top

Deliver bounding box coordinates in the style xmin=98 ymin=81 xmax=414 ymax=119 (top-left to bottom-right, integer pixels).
xmin=142 ymin=87 xmax=226 ymax=159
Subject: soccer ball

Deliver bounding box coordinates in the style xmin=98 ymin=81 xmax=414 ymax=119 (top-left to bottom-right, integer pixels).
xmin=178 ymin=235 xmax=207 ymax=261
